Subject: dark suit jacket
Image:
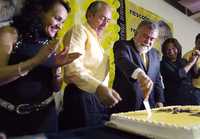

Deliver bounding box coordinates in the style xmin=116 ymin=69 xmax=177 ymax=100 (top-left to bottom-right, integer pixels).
xmin=111 ymin=39 xmax=164 ymax=112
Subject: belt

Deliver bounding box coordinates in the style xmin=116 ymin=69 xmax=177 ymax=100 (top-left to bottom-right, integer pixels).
xmin=0 ymin=95 xmax=54 ymax=115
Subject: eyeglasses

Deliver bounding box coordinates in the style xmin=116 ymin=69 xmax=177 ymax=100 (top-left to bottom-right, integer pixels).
xmin=95 ymin=14 xmax=111 ymax=23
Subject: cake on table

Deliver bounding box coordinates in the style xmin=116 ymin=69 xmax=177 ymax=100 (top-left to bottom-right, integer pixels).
xmin=106 ymin=106 xmax=200 ymax=139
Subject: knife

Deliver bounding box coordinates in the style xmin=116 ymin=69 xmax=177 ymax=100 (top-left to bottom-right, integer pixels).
xmin=143 ymin=99 xmax=152 ymax=120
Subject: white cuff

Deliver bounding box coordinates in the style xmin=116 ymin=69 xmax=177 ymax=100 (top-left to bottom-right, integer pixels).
xmin=131 ymin=68 xmax=144 ymax=79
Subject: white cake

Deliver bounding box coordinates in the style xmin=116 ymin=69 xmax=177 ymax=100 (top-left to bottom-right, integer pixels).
xmin=106 ymin=106 xmax=200 ymax=139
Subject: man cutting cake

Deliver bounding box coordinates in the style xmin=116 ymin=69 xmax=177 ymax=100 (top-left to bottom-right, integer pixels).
xmin=111 ymin=20 xmax=165 ymax=113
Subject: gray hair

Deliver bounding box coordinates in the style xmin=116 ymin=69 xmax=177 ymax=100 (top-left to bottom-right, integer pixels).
xmin=135 ymin=20 xmax=158 ymax=35
xmin=86 ymin=1 xmax=110 ymax=18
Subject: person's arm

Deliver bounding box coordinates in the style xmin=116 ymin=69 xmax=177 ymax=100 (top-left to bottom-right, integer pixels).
xmin=51 ymin=45 xmax=81 ymax=92
xmin=54 ymin=43 xmax=81 ymax=67
xmin=114 ymin=41 xmax=153 ymax=99
xmin=184 ymin=50 xmax=199 ymax=73
xmin=184 ymin=49 xmax=200 ymax=78
xmin=0 ymin=26 xmax=34 ymax=85
xmin=0 ymin=26 xmax=62 ymax=86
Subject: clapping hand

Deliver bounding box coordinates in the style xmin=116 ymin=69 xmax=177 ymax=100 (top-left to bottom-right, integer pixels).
xmin=54 ymin=47 xmax=81 ymax=67
xmin=33 ymin=39 xmax=61 ymax=65
xmin=33 ymin=39 xmax=81 ymax=67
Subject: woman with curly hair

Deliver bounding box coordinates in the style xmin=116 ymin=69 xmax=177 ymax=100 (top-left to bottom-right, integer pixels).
xmin=0 ymin=0 xmax=80 ymax=136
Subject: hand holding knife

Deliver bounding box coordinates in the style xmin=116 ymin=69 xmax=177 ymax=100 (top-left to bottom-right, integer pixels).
xmin=137 ymin=71 xmax=153 ymax=119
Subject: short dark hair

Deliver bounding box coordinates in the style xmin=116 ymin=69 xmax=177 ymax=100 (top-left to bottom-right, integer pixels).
xmin=86 ymin=1 xmax=110 ymax=18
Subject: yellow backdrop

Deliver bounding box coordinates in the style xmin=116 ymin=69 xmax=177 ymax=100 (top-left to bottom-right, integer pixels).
xmin=57 ymin=0 xmax=120 ymax=89
xmin=57 ymin=0 xmax=173 ymax=89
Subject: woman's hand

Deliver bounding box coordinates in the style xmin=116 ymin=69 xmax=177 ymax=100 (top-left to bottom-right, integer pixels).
xmin=32 ymin=39 xmax=60 ymax=65
xmin=32 ymin=39 xmax=81 ymax=67
xmin=54 ymin=47 xmax=81 ymax=67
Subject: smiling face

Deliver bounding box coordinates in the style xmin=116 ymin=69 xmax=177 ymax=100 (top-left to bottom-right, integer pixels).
xmin=165 ymin=42 xmax=178 ymax=62
xmin=41 ymin=2 xmax=68 ymax=38
xmin=87 ymin=4 xmax=112 ymax=35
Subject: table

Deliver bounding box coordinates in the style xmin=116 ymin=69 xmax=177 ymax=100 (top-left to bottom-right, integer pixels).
xmin=47 ymin=126 xmax=149 ymax=139
xmin=11 ymin=126 xmax=149 ymax=139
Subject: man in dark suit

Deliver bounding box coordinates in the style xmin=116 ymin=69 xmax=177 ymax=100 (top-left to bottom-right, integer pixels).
xmin=111 ymin=20 xmax=165 ymax=112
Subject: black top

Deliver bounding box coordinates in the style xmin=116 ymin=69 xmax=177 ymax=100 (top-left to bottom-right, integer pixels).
xmin=0 ymin=34 xmax=54 ymax=105
xmin=160 ymin=57 xmax=194 ymax=105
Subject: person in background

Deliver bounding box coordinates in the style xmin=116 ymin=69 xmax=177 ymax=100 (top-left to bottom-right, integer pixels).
xmin=0 ymin=0 xmax=80 ymax=136
xmin=111 ymin=20 xmax=164 ymax=113
xmin=160 ymin=38 xmax=200 ymax=105
xmin=183 ymin=33 xmax=200 ymax=104
xmin=59 ymin=1 xmax=121 ymax=130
